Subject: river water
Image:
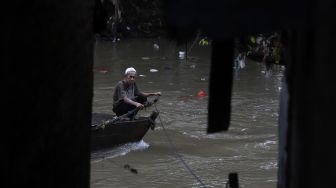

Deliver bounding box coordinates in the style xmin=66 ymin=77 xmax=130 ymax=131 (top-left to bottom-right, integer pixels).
xmin=90 ymin=37 xmax=284 ymax=188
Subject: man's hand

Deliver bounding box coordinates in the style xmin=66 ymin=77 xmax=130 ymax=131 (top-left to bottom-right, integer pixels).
xmin=135 ymin=102 xmax=144 ymax=109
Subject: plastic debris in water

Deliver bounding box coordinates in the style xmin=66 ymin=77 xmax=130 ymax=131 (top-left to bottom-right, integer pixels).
xmin=100 ymin=70 xmax=108 ymax=74
xmin=153 ymin=43 xmax=159 ymax=50
xmin=178 ymin=51 xmax=185 ymax=59
xmin=150 ymin=69 xmax=158 ymax=72
xmin=141 ymin=57 xmax=150 ymax=60
xmin=197 ymin=90 xmax=206 ymax=97
xmin=94 ymin=67 xmax=109 ymax=74
xmin=139 ymin=74 xmax=146 ymax=77
xmin=124 ymin=164 xmax=138 ymax=174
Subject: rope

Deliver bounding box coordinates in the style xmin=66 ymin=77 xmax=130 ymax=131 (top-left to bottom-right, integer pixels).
xmin=154 ymin=104 xmax=207 ymax=188
xmin=187 ymin=30 xmax=202 ymax=54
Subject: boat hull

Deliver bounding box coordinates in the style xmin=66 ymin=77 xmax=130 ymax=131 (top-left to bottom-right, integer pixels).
xmin=91 ymin=113 xmax=155 ymax=151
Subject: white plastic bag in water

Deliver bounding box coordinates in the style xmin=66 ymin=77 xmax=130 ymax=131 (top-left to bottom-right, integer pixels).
xmin=239 ymin=59 xmax=246 ymax=69
xmin=150 ymin=69 xmax=158 ymax=72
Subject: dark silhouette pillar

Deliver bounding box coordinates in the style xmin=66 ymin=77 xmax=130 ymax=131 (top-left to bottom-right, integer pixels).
xmin=208 ymin=39 xmax=234 ymax=133
xmin=2 ymin=1 xmax=94 ymax=187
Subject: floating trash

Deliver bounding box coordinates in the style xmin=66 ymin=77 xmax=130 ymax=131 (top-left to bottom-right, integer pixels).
xmin=197 ymin=90 xmax=206 ymax=97
xmin=94 ymin=67 xmax=109 ymax=74
xmin=177 ymin=90 xmax=206 ymax=101
xmin=153 ymin=43 xmax=159 ymax=50
xmin=149 ymin=69 xmax=158 ymax=72
xmin=139 ymin=74 xmax=146 ymax=77
xmin=178 ymin=51 xmax=185 ymax=59
xmin=99 ymin=70 xmax=108 ymax=74
xmin=200 ymin=77 xmax=206 ymax=81
xmin=141 ymin=57 xmax=150 ymax=60
xmin=239 ymin=59 xmax=246 ymax=69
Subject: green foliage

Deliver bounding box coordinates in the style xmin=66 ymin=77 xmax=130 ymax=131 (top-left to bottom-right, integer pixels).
xmin=199 ymin=37 xmax=209 ymax=46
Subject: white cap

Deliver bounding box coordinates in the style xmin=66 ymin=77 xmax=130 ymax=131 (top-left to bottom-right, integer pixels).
xmin=125 ymin=67 xmax=136 ymax=75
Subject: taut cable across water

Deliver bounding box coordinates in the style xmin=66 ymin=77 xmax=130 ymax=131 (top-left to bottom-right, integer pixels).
xmin=154 ymin=103 xmax=207 ymax=188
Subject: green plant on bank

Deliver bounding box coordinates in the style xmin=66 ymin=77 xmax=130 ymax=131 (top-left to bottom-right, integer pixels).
xmin=199 ymin=37 xmax=209 ymax=46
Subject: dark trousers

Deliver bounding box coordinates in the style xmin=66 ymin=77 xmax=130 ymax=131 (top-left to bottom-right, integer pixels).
xmin=113 ymin=96 xmax=147 ymax=116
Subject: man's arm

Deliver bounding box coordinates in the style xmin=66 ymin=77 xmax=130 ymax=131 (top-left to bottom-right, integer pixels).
xmin=123 ymin=96 xmax=144 ymax=108
xmin=141 ymin=92 xmax=161 ymax=97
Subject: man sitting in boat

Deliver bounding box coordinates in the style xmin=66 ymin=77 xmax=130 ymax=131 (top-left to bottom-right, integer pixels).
xmin=112 ymin=67 xmax=161 ymax=119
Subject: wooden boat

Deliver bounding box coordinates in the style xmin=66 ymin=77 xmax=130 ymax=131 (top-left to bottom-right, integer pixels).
xmin=91 ymin=98 xmax=159 ymax=151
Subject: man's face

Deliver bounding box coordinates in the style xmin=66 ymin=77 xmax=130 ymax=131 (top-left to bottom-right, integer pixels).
xmin=126 ymin=71 xmax=136 ymax=83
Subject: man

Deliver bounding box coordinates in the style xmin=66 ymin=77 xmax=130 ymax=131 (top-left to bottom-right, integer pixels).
xmin=112 ymin=67 xmax=161 ymax=118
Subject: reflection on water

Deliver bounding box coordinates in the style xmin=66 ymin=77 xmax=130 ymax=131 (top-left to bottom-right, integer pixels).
xmin=91 ymin=38 xmax=284 ymax=188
